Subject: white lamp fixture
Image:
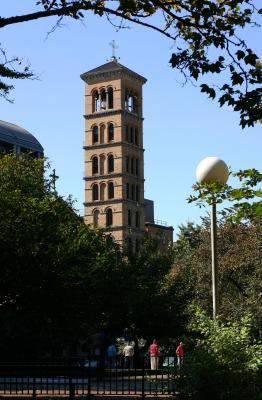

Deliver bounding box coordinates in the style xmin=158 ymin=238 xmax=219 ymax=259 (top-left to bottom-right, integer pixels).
xmin=196 ymin=156 xmax=229 ymax=184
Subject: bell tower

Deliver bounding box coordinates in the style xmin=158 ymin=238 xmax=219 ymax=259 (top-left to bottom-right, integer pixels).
xmin=81 ymin=59 xmax=147 ymax=247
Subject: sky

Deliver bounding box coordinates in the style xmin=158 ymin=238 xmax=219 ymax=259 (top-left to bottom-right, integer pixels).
xmin=1 ymin=1 xmax=261 ymax=236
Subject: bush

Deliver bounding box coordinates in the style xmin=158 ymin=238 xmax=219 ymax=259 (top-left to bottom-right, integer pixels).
xmin=173 ymin=308 xmax=262 ymax=400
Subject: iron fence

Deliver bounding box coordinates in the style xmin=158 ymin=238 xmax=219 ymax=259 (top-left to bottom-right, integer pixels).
xmin=0 ymin=356 xmax=176 ymax=399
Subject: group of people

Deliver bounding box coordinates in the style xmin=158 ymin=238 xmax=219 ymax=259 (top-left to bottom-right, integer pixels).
xmin=148 ymin=340 xmax=184 ymax=370
xmin=107 ymin=340 xmax=184 ymax=370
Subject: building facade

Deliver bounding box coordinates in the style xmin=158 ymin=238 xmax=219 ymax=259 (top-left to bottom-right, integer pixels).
xmin=81 ymin=59 xmax=147 ymax=247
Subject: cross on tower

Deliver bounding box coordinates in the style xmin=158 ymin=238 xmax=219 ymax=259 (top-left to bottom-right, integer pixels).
xmin=49 ymin=168 xmax=59 ymax=192
xmin=109 ymin=40 xmax=118 ymax=62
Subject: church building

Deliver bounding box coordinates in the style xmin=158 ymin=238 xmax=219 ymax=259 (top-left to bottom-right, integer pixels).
xmin=81 ymin=57 xmax=173 ymax=248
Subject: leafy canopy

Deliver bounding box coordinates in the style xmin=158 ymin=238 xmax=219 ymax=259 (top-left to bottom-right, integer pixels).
xmin=177 ymin=307 xmax=262 ymax=400
xmin=0 ymin=154 xmax=125 ymax=356
xmin=0 ymin=0 xmax=261 ymax=127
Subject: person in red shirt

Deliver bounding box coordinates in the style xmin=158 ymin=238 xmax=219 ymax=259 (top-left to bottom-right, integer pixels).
xmin=176 ymin=342 xmax=184 ymax=369
xmin=149 ymin=339 xmax=159 ymax=370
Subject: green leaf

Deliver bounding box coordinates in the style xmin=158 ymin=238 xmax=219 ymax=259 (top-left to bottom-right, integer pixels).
xmin=231 ymin=72 xmax=244 ymax=85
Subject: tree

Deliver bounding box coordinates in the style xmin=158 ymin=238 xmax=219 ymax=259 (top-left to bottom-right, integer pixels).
xmin=0 ymin=1 xmax=261 ymax=127
xmin=174 ymin=220 xmax=262 ymax=327
xmin=165 ymin=169 xmax=262 ymax=329
xmin=122 ymin=237 xmax=192 ymax=340
xmin=0 ymin=46 xmax=34 ymax=102
xmin=0 ymin=155 xmax=126 ymax=357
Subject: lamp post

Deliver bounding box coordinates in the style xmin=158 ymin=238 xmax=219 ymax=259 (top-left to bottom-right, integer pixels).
xmin=196 ymin=157 xmax=229 ymax=319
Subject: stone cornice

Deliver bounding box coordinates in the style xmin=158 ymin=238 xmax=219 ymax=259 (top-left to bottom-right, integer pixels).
xmin=83 ymin=141 xmax=145 ymax=152
xmin=83 ymin=173 xmax=145 ymax=182
xmin=84 ymin=109 xmax=144 ymax=122
xmin=84 ymin=199 xmax=145 ymax=207
xmin=84 ymin=199 xmax=123 ymax=207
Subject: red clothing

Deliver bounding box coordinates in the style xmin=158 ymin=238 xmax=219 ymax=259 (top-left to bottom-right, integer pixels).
xmin=176 ymin=344 xmax=184 ymax=357
xmin=149 ymin=343 xmax=159 ymax=356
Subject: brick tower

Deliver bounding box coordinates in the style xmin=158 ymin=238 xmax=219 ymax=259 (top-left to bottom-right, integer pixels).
xmin=81 ymin=58 xmax=147 ymax=248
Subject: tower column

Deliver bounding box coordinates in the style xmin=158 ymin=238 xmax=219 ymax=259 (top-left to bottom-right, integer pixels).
xmin=98 ymin=92 xmax=101 ymax=111
xmin=106 ymin=90 xmax=109 ymax=109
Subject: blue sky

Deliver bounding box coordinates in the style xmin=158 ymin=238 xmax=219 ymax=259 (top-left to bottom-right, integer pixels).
xmin=1 ymin=1 xmax=261 ymax=235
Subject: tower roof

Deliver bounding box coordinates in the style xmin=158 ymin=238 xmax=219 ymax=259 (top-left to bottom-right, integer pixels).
xmin=0 ymin=120 xmax=44 ymax=153
xmin=80 ymin=60 xmax=147 ymax=84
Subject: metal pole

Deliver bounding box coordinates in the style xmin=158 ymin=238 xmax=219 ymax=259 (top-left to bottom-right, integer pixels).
xmin=141 ymin=356 xmax=145 ymax=400
xmin=210 ymin=199 xmax=218 ymax=319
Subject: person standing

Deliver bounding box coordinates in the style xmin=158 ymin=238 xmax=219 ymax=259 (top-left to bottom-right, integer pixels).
xmin=176 ymin=342 xmax=184 ymax=369
xmin=107 ymin=343 xmax=117 ymax=368
xmin=123 ymin=342 xmax=134 ymax=369
xmin=149 ymin=339 xmax=159 ymax=370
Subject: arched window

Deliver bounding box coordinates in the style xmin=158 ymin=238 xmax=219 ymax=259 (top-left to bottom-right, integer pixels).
xmin=106 ymin=208 xmax=113 ymax=227
xmin=93 ymin=90 xmax=99 ymax=112
xmin=108 ymin=87 xmax=113 ymax=109
xmin=136 ymin=185 xmax=140 ymax=202
xmin=126 ymin=156 xmax=129 ymax=173
xmin=100 ymin=155 xmax=105 ymax=175
xmin=108 ymin=182 xmax=114 ymax=199
xmin=128 ymin=92 xmax=133 ymax=111
xmin=136 ymin=159 xmax=140 ymax=176
xmin=100 ymin=125 xmax=105 ymax=144
xmin=108 ymin=123 xmax=114 ymax=142
xmin=100 ymin=183 xmax=106 ymax=201
xmin=131 ymin=158 xmax=134 ymax=174
xmin=131 ymin=184 xmax=135 ymax=200
xmin=130 ymin=127 xmax=134 ymax=143
xmin=133 ymin=94 xmax=138 ymax=113
xmin=135 ymin=211 xmax=140 ymax=228
xmin=135 ymin=128 xmax=139 ymax=145
xmin=93 ymin=209 xmax=100 ymax=228
xmin=125 ymin=125 xmax=129 ymax=142
xmin=128 ymin=209 xmax=132 ymax=226
xmin=92 ymin=184 xmax=99 ymax=201
xmin=125 ymin=91 xmax=129 ymax=110
xmin=92 ymin=156 xmax=98 ymax=174
xmin=108 ymin=154 xmax=114 ymax=173
xmin=92 ymin=126 xmax=98 ymax=144
xmin=100 ymin=89 xmax=106 ymax=110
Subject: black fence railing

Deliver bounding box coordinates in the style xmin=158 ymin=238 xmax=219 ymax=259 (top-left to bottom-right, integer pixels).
xmin=0 ymin=356 xmax=177 ymax=399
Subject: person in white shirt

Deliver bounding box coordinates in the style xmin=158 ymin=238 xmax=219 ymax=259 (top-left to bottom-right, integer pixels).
xmin=123 ymin=342 xmax=134 ymax=369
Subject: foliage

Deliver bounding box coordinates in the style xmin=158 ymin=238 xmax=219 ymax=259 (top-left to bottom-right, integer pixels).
xmin=188 ymin=168 xmax=262 ymax=222
xmin=174 ymin=307 xmax=262 ymax=400
xmin=182 ymin=168 xmax=262 ymax=327
xmin=0 ymin=155 xmax=126 ymax=357
xmin=166 ymin=219 xmax=262 ymax=330
xmin=0 ymin=155 xmax=191 ymax=357
xmin=0 ymin=45 xmax=34 ymax=102
xmin=122 ymin=236 xmax=192 ymax=341
xmin=0 ymin=1 xmax=261 ymax=126
xmin=174 ymin=222 xmax=201 ymax=258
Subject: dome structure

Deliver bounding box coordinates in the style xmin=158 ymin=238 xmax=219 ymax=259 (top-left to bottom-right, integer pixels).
xmin=0 ymin=120 xmax=44 ymax=156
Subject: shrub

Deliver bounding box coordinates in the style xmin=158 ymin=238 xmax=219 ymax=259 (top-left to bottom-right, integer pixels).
xmin=173 ymin=308 xmax=262 ymax=400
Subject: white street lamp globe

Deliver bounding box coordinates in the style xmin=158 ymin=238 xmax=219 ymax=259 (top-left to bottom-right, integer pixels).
xmin=196 ymin=157 xmax=229 ymax=184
